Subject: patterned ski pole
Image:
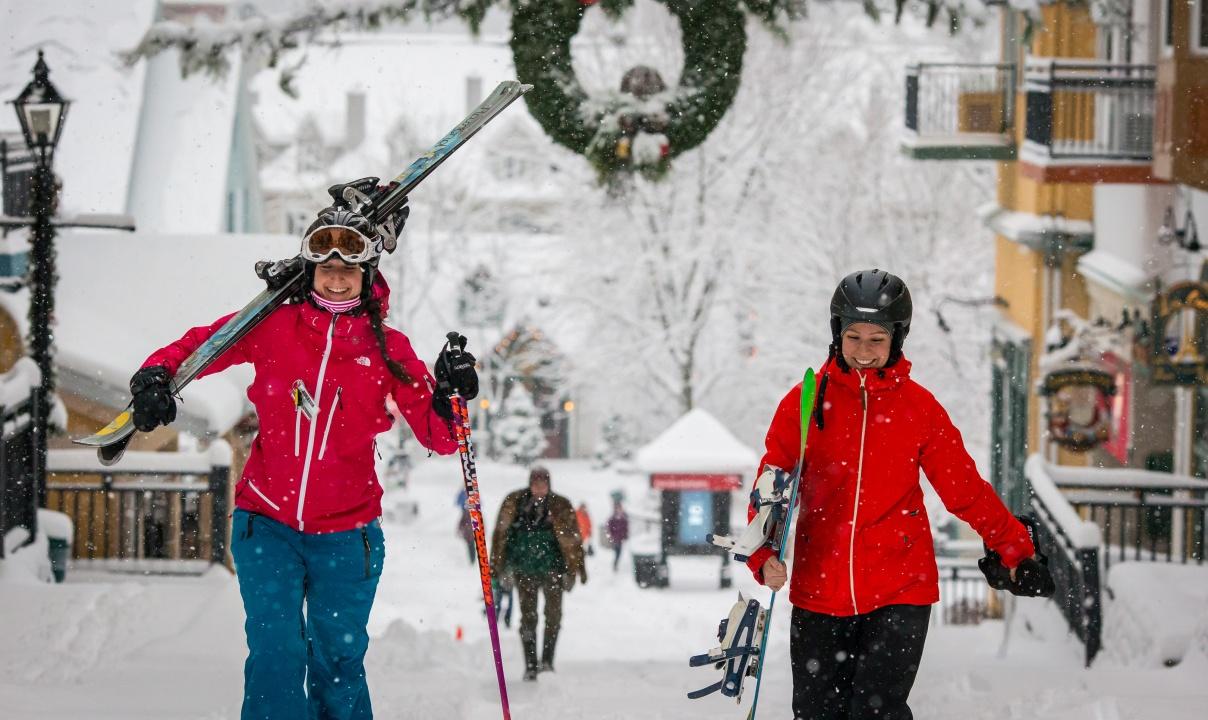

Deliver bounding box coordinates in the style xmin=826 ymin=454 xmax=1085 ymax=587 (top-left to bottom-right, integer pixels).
xmin=440 ymin=333 xmax=512 ymax=720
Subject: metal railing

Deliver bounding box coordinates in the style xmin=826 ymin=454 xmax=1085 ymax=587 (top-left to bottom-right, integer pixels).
xmin=1023 ymin=59 xmax=1156 ymax=161
xmin=45 ymin=444 xmax=232 ymax=571
xmin=905 ymin=63 xmax=1015 ymax=137
xmin=1025 ymin=454 xmax=1103 ymax=667
xmin=934 ymin=556 xmax=1002 ymax=626
xmin=1043 ymin=464 xmax=1208 ymax=568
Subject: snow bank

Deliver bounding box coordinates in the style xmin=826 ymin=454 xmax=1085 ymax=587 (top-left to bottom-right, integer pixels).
xmin=0 ymin=357 xmax=38 ymax=408
xmin=1101 ymin=562 xmax=1208 ymax=668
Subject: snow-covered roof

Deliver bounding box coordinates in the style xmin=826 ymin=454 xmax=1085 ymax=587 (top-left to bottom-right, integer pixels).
xmin=249 ymin=22 xmax=568 ymax=202
xmin=252 ymin=28 xmax=513 ymax=147
xmin=0 ymin=2 xmax=156 ymax=217
xmin=634 ymin=408 xmax=759 ymax=475
xmin=52 ymin=229 xmax=297 ymax=435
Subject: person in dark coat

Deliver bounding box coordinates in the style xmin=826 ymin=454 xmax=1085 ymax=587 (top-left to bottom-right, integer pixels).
xmin=491 ymin=466 xmax=587 ymax=680
xmin=605 ymin=500 xmax=629 ymax=572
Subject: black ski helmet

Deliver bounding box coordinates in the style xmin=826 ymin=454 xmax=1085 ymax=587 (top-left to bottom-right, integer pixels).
xmin=829 ymin=269 xmax=912 ymax=368
xmin=301 ymin=206 xmax=381 ymax=302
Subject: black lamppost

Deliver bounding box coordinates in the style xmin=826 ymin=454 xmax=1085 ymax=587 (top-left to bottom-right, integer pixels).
xmin=9 ymin=50 xmax=69 ymax=507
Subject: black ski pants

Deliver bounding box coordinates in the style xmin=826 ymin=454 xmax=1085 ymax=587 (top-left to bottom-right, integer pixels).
xmin=790 ymin=604 xmax=930 ymax=720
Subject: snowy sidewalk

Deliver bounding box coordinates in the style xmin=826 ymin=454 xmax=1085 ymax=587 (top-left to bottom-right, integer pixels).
xmin=1 ymin=458 xmax=1206 ymax=719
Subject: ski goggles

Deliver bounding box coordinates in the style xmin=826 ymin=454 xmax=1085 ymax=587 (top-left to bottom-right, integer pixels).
xmin=300 ymin=225 xmax=380 ymax=264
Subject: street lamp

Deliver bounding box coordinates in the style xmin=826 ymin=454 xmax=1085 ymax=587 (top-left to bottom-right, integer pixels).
xmin=11 ymin=51 xmax=69 ymax=157
xmin=9 ymin=49 xmax=70 ymax=509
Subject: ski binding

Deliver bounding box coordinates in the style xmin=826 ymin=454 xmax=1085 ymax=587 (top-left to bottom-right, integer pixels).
xmin=708 ymin=465 xmax=794 ymax=561
xmin=687 ymin=594 xmax=766 ymax=701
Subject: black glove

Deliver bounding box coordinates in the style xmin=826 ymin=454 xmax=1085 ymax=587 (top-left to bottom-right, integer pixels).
xmin=977 ymin=550 xmax=1012 ymax=591
xmin=979 ymin=548 xmax=1056 ymax=598
xmin=130 ymin=366 xmax=177 ymax=432
xmin=434 ymin=333 xmax=478 ymax=400
xmin=1009 ymin=556 xmax=1055 ymax=597
xmin=432 ymin=394 xmax=454 ymax=421
xmin=254 ymin=255 xmax=305 ymax=291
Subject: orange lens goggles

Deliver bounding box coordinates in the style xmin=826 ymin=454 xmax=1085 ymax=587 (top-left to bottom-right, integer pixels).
xmin=302 ymin=226 xmax=372 ymax=262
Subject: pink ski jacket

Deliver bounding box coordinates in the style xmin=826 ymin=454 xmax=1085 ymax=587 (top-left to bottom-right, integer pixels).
xmin=746 ymin=356 xmax=1034 ymax=616
xmin=141 ymin=276 xmax=457 ymax=533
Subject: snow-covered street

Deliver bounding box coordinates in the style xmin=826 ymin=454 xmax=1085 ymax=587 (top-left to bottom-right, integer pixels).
xmin=2 ymin=459 xmax=1206 ymax=719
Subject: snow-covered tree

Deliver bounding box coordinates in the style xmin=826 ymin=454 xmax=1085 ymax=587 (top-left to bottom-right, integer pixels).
xmin=493 ymin=385 xmax=548 ymax=465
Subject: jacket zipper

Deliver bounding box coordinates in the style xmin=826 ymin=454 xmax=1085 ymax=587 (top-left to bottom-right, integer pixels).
xmin=361 ymin=527 xmax=372 ymax=579
xmin=294 ymin=406 xmax=302 ymax=457
xmin=849 ymin=370 xmax=869 ymax=615
xmin=296 ymin=315 xmax=338 ymax=531
xmin=246 ymin=480 xmax=281 ymax=512
xmin=318 ymin=387 xmax=343 ymax=460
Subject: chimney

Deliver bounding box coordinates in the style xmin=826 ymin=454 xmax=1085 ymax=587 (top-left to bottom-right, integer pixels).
xmin=346 ymin=92 xmax=366 ymax=150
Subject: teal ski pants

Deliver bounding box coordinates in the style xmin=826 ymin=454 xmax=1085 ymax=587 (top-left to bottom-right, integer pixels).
xmin=230 ymin=509 xmax=385 ymax=720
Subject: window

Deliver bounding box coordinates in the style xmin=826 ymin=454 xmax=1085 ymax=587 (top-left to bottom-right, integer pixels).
xmin=1163 ymin=0 xmax=1175 ymax=52
xmin=0 ymin=139 xmax=33 ymax=217
xmin=1194 ymin=0 xmax=1208 ymax=53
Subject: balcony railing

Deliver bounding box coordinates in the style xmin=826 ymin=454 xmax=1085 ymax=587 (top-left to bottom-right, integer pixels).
xmin=903 ymin=63 xmax=1016 ymax=160
xmin=1023 ymin=59 xmax=1156 ymax=163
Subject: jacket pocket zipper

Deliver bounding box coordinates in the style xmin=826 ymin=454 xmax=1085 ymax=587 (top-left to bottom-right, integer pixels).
xmin=246 ymin=480 xmax=281 ymax=512
xmin=318 ymin=387 xmax=343 ymax=460
xmin=361 ymin=527 xmax=372 ymax=579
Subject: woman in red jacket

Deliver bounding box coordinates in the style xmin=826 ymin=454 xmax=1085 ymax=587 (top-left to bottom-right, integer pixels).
xmin=747 ymin=269 xmax=1051 ymax=720
xmin=128 ymin=203 xmax=478 ymax=720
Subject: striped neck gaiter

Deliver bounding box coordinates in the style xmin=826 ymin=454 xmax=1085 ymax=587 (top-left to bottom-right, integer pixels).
xmin=311 ymin=291 xmax=362 ymax=314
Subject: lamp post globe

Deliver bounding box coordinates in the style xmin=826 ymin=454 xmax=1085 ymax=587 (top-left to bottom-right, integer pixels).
xmin=10 ymin=49 xmax=70 ymax=158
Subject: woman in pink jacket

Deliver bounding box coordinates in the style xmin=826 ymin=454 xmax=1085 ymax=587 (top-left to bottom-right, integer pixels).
xmin=129 ymin=203 xmax=478 ymax=720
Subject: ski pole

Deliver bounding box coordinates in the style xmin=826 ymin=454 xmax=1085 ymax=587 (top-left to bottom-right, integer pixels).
xmin=441 ymin=334 xmax=511 ymax=720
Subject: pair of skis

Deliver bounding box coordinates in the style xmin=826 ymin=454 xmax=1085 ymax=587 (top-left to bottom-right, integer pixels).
xmin=74 ymin=82 xmax=531 ymax=720
xmin=73 ymin=79 xmax=531 ymax=467
xmin=689 ymin=368 xmax=817 ymax=720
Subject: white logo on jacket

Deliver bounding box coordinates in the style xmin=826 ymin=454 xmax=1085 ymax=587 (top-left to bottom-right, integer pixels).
xmin=356 ymin=356 xmax=371 ymax=367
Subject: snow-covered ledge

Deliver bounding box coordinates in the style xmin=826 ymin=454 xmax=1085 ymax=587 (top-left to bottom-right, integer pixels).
xmin=1076 ymin=250 xmax=1153 ymax=304
xmin=47 ymin=440 xmax=233 ymax=475
xmin=1024 ymin=454 xmax=1103 ymax=549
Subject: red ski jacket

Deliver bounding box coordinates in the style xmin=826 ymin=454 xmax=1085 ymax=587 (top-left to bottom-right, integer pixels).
xmin=745 ymin=357 xmax=1034 ymax=616
xmin=141 ymin=276 xmax=457 ymax=533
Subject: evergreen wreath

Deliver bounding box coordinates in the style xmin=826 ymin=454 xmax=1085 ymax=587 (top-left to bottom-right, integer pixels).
xmin=510 ymin=0 xmax=749 ymax=183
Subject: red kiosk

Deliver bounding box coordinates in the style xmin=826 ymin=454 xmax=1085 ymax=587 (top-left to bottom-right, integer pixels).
xmin=634 ymin=409 xmax=758 ymax=589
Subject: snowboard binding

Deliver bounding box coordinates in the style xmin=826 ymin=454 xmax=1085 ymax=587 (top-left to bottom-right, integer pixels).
xmin=708 ymin=465 xmax=795 ymax=562
xmin=687 ymin=594 xmax=766 ymax=701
